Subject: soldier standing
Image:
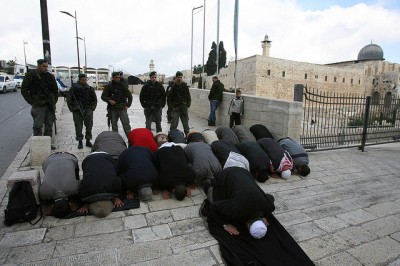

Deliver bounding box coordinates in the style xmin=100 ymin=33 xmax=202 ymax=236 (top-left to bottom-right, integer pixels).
xmin=101 ymin=72 xmax=133 ymax=138
xmin=139 ymin=71 xmax=166 ymax=133
xmin=167 ymin=71 xmax=191 ymax=136
xmin=21 ymin=59 xmax=58 ymax=140
xmin=66 ymin=74 xmax=97 ymax=149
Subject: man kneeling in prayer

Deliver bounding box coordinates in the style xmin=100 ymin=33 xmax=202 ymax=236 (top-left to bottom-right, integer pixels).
xmin=77 ymin=151 xmax=123 ymax=218
xmin=200 ymin=166 xmax=275 ymax=239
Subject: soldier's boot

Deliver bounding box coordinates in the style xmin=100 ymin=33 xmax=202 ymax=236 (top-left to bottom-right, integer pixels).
xmin=86 ymin=140 xmax=93 ymax=148
xmin=78 ymin=140 xmax=83 ymax=149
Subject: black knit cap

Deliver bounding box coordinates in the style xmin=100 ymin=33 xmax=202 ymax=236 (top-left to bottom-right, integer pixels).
xmin=175 ymin=71 xmax=183 ymax=77
xmin=78 ymin=74 xmax=86 ymax=79
xmin=149 ymin=71 xmax=157 ymax=77
xmin=112 ymin=72 xmax=120 ymax=77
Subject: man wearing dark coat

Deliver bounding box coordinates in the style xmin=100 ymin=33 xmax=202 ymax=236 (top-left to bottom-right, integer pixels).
xmin=21 ymin=59 xmax=58 ymax=138
xmin=167 ymin=71 xmax=191 ymax=136
xmin=77 ymin=151 xmax=123 ymax=218
xmin=66 ymin=73 xmax=97 ymax=149
xmin=139 ymin=71 xmax=166 ymax=133
xmin=207 ymin=76 xmax=224 ymax=126
xmin=154 ymin=133 xmax=194 ymax=201
xmin=101 ymin=72 xmax=132 ymax=138
xmin=116 ymin=146 xmax=158 ymax=201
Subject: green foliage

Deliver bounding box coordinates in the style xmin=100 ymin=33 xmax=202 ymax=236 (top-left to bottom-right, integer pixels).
xmin=205 ymin=41 xmax=227 ymax=76
xmin=193 ymin=64 xmax=203 ymax=74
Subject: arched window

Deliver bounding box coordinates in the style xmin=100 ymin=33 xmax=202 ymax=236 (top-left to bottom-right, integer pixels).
xmin=384 ymin=92 xmax=392 ymax=108
xmin=371 ymin=91 xmax=380 ymax=105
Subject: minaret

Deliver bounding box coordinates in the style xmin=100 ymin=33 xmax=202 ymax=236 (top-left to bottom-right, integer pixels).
xmin=149 ymin=59 xmax=155 ymax=72
xmin=261 ymin=34 xmax=272 ymax=57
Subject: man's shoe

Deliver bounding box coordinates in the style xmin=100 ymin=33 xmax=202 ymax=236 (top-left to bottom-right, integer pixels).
xmin=199 ymin=199 xmax=210 ymax=218
xmin=86 ymin=140 xmax=93 ymax=148
xmin=78 ymin=140 xmax=83 ymax=149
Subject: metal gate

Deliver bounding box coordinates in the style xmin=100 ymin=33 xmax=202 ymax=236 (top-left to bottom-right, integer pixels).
xmin=300 ymin=86 xmax=400 ymax=151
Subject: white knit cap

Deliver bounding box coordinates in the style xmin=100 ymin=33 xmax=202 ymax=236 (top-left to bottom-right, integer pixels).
xmin=281 ymin=170 xmax=291 ymax=179
xmin=249 ymin=220 xmax=267 ymax=239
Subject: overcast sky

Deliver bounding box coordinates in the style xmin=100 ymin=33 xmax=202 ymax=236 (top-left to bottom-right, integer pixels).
xmin=1 ymin=0 xmax=399 ymax=77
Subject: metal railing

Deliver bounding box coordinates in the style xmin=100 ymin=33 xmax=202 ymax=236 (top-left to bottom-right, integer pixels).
xmin=298 ymin=86 xmax=400 ymax=151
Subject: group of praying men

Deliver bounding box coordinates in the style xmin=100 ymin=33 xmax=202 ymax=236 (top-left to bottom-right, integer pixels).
xmin=39 ymin=124 xmax=310 ymax=238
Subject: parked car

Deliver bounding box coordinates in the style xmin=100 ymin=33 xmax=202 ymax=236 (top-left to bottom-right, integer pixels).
xmin=13 ymin=75 xmax=25 ymax=88
xmin=0 ymin=75 xmax=18 ymax=94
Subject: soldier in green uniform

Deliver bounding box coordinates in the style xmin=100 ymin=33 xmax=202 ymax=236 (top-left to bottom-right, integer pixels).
xmin=21 ymin=59 xmax=58 ymax=138
xmin=66 ymin=74 xmax=97 ymax=149
xmin=101 ymin=72 xmax=132 ymax=138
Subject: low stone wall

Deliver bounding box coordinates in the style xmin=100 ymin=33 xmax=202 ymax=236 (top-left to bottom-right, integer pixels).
xmin=129 ymin=85 xmax=303 ymax=140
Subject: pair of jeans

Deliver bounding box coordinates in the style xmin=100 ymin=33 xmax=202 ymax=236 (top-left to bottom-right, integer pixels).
xmin=208 ymin=100 xmax=220 ymax=123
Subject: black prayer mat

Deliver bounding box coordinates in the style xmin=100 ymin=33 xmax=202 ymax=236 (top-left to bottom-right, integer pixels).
xmin=55 ymin=198 xmax=140 ymax=219
xmin=207 ymin=212 xmax=315 ymax=266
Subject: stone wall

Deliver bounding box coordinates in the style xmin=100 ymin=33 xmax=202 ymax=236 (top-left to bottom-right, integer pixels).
xmin=130 ymin=85 xmax=303 ymax=140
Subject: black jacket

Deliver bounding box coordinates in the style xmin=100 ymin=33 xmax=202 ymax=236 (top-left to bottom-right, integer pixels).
xmin=66 ymin=82 xmax=97 ymax=111
xmin=167 ymin=82 xmax=191 ymax=109
xmin=208 ymin=167 xmax=275 ymax=225
xmin=154 ymin=145 xmax=194 ymax=190
xmin=116 ymin=146 xmax=158 ymax=191
xmin=21 ymin=70 xmax=58 ymax=108
xmin=211 ymin=140 xmax=241 ymax=167
xmin=250 ymin=124 xmax=274 ymax=140
xmin=101 ymin=81 xmax=132 ymax=110
xmin=139 ymin=81 xmax=166 ymax=109
xmin=79 ymin=152 xmax=121 ymax=202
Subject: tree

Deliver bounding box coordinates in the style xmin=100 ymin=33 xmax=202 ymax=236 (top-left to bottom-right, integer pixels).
xmin=218 ymin=41 xmax=227 ymax=70
xmin=205 ymin=41 xmax=227 ymax=76
xmin=205 ymin=42 xmax=217 ymax=76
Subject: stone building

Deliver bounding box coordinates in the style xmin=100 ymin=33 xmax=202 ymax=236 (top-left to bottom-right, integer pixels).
xmin=216 ymin=34 xmax=399 ymax=101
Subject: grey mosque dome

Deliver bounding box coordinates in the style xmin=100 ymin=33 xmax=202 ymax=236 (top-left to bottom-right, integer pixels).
xmin=357 ymin=43 xmax=384 ymax=61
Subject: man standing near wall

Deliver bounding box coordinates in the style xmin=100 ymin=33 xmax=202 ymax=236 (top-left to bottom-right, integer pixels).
xmin=21 ymin=59 xmax=58 ymax=138
xmin=207 ymin=76 xmax=224 ymax=126
xmin=139 ymin=71 xmax=166 ymax=133
xmin=101 ymin=72 xmax=132 ymax=138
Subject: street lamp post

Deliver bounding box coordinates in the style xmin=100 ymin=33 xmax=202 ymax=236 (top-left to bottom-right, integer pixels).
xmin=201 ymin=0 xmax=206 ymax=89
xmin=60 ymin=10 xmax=81 ymax=74
xmin=23 ymin=41 xmax=28 ymax=73
xmin=191 ymin=5 xmax=203 ymax=87
xmin=78 ymin=36 xmax=87 ymax=73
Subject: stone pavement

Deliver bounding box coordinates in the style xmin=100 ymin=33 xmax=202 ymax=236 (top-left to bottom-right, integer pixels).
xmin=1 ymin=91 xmax=400 ymax=265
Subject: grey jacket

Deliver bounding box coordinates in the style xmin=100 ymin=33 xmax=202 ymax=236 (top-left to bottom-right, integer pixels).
xmin=184 ymin=142 xmax=222 ymax=180
xmin=40 ymin=152 xmax=80 ymax=200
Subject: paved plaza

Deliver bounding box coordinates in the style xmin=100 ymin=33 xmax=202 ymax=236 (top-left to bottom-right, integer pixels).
xmin=0 ymin=91 xmax=400 ymax=265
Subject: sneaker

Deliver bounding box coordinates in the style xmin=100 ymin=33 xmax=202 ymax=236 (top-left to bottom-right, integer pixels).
xmin=78 ymin=140 xmax=83 ymax=149
xmin=86 ymin=140 xmax=93 ymax=148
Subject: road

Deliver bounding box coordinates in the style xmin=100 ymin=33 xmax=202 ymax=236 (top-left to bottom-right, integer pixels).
xmin=0 ymin=90 xmax=32 ymax=178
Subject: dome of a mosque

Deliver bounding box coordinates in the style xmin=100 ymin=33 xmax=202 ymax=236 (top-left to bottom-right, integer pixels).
xmin=357 ymin=43 xmax=384 ymax=61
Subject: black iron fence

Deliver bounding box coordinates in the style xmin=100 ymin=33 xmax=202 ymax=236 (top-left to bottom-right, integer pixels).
xmin=295 ymin=85 xmax=400 ymax=151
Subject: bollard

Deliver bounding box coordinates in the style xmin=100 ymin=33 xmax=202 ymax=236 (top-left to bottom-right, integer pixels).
xmin=31 ymin=136 xmax=51 ymax=166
